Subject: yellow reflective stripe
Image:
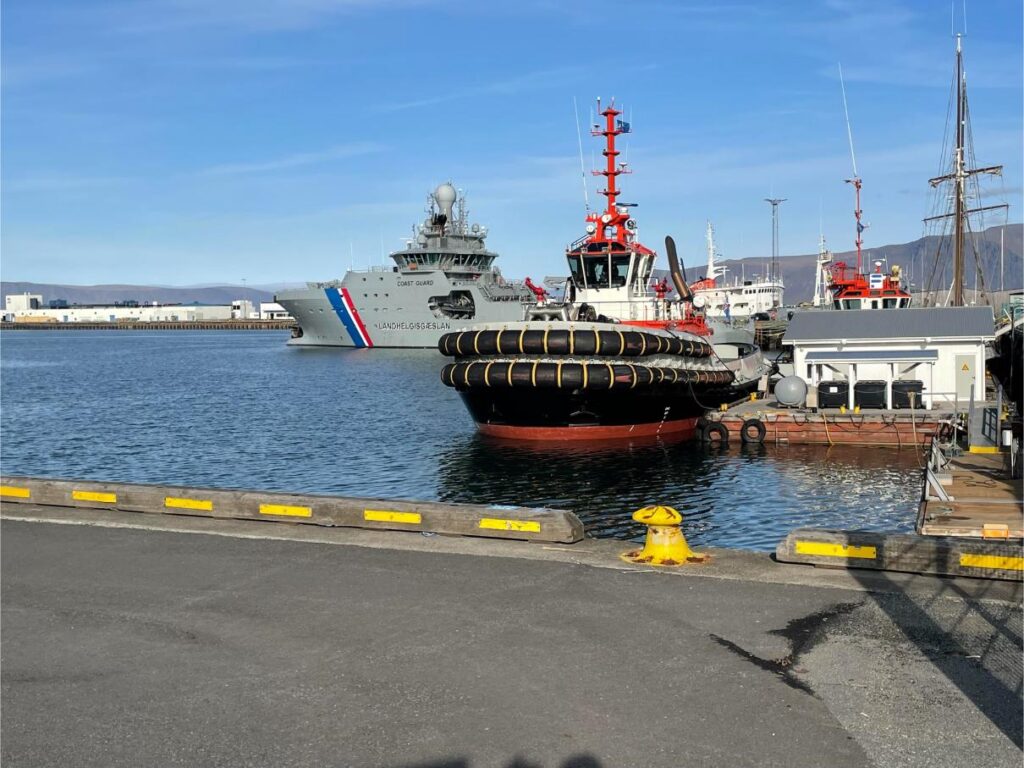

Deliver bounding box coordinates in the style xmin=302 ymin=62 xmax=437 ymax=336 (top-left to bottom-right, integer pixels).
xmin=519 ymin=327 xmax=527 ymax=352
xmin=628 ymin=363 xmax=637 ymax=389
xmin=259 ymin=503 xmax=311 ymax=518
xmin=463 ymin=361 xmax=473 ymax=387
xmin=473 ymin=330 xmax=482 ymax=355
xmin=455 ymin=332 xmax=464 ymax=355
xmin=72 ymin=490 xmax=116 ymax=503
xmin=543 ymin=327 xmax=550 ymax=354
xmin=364 ymin=509 xmax=421 ymax=525
xmin=479 ymin=518 xmax=541 ymax=533
xmin=607 ymin=362 xmax=614 ymax=389
xmin=484 ymin=361 xmax=494 ymax=387
xmin=617 ymin=329 xmax=625 ymax=356
xmin=0 ymin=485 xmax=31 ymax=499
xmin=639 ymin=334 xmax=647 ymax=356
xmin=531 ymin=361 xmax=538 ymax=387
xmin=569 ymin=329 xmax=575 ymax=355
xmin=556 ymin=361 xmax=563 ymax=388
xmin=496 ymin=329 xmax=504 ymax=354
xmin=164 ymin=496 xmax=213 ymax=511
xmin=582 ymin=363 xmax=588 ymax=388
xmin=507 ymin=362 xmax=514 ymax=386
xmin=959 ymin=554 xmax=1024 ymax=571
xmin=794 ymin=541 xmax=877 ymax=559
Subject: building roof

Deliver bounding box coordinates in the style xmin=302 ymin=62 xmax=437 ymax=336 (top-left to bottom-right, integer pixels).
xmin=785 ymin=307 xmax=994 ymax=343
xmin=805 ymin=350 xmax=938 ymax=363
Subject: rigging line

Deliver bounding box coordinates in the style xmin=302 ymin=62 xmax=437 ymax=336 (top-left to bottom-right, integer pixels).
xmin=573 ymin=96 xmax=590 ymax=211
xmin=838 ymin=63 xmax=858 ymax=177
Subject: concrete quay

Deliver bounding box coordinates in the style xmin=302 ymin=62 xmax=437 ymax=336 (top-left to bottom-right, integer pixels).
xmin=2 ymin=505 xmax=1021 ymax=768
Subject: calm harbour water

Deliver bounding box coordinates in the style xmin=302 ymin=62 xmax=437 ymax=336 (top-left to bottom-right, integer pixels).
xmin=0 ymin=331 xmax=925 ymax=550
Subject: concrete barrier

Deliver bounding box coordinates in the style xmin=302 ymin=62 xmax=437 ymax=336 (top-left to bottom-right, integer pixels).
xmin=0 ymin=476 xmax=584 ymax=544
xmin=777 ymin=528 xmax=1023 ymax=581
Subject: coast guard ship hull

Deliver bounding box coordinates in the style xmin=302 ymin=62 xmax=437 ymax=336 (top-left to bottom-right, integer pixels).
xmin=276 ymin=183 xmax=533 ymax=348
xmin=277 ymin=276 xmax=529 ymax=348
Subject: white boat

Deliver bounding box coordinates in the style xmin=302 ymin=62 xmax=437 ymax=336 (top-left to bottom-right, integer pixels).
xmin=690 ymin=221 xmax=784 ymax=320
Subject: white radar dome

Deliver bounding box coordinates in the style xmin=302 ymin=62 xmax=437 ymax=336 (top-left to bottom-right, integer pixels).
xmin=434 ymin=183 xmax=457 ymax=221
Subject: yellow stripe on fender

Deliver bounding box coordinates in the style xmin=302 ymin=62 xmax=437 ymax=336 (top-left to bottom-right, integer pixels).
xmin=794 ymin=540 xmax=877 ymax=559
xmin=72 ymin=490 xmax=117 ymax=503
xmin=259 ymin=503 xmax=312 ymax=518
xmin=959 ymin=554 xmax=1024 ymax=571
xmin=364 ymin=509 xmax=421 ymax=525
xmin=0 ymin=485 xmax=31 ymax=499
xmin=165 ymin=496 xmax=213 ymax=511
xmin=479 ymin=518 xmax=541 ymax=533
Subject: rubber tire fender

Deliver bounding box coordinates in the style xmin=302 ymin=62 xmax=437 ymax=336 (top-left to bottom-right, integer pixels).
xmin=701 ymin=421 xmax=729 ymax=445
xmin=740 ymin=418 xmax=766 ymax=444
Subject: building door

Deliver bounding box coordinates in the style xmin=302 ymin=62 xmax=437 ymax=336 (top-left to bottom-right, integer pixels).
xmin=955 ymin=354 xmax=975 ymax=401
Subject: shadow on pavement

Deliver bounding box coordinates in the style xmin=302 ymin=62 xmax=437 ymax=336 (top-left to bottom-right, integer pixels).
xmin=850 ymin=565 xmax=1023 ymax=749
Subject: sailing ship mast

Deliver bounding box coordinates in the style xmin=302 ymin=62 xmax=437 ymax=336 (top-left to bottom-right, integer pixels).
xmin=924 ymin=34 xmax=1007 ymax=306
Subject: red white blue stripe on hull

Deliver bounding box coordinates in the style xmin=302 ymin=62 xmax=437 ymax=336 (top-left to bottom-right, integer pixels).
xmin=325 ymin=287 xmax=374 ymax=348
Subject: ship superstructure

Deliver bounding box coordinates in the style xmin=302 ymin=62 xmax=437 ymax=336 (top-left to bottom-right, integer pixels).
xmin=439 ymin=99 xmax=770 ymax=442
xmin=690 ymin=221 xmax=785 ymax=320
xmin=825 ymin=66 xmax=912 ymax=310
xmin=276 ymin=184 xmax=534 ymax=348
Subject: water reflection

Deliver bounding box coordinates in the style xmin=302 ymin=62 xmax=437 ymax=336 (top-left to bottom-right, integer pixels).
xmin=437 ymin=433 xmax=923 ymax=547
xmin=0 ymin=332 xmax=924 ymax=551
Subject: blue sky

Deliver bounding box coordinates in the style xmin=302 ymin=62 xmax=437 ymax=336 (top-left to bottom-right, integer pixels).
xmin=3 ymin=0 xmax=1021 ymax=285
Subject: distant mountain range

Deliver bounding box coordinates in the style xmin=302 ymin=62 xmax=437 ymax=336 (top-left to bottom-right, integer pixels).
xmin=700 ymin=223 xmax=1021 ymax=305
xmin=3 ymin=224 xmax=1019 ymax=307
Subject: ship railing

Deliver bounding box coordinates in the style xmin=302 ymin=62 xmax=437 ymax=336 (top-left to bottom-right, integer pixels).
xmin=567 ymin=234 xmax=590 ymax=251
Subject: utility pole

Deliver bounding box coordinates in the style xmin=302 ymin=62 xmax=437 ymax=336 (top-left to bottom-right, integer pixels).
xmin=764 ymin=198 xmax=786 ymax=282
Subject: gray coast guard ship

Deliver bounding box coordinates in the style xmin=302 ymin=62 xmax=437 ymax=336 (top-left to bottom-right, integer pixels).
xmin=275 ymin=183 xmax=534 ymax=348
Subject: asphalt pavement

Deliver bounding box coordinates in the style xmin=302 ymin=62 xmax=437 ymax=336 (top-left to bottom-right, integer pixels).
xmin=1 ymin=516 xmax=1021 ymax=768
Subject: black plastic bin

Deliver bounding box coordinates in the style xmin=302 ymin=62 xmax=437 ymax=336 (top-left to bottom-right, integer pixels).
xmin=817 ymin=381 xmax=849 ymax=408
xmin=854 ymin=380 xmax=887 ymax=409
xmin=892 ymin=380 xmax=924 ymax=409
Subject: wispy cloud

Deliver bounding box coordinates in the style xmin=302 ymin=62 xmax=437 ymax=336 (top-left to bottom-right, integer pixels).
xmin=4 ymin=174 xmax=133 ymax=192
xmin=372 ymin=66 xmax=587 ymax=112
xmin=194 ymin=142 xmax=385 ymax=177
xmin=106 ymin=0 xmax=435 ymax=35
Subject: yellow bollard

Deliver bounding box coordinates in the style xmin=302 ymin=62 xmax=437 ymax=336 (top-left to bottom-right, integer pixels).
xmin=621 ymin=506 xmax=709 ymax=566
xmin=749 ymin=392 xmax=758 ymax=401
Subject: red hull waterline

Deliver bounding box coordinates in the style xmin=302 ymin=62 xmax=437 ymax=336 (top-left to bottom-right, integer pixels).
xmin=476 ymin=417 xmax=701 ymax=442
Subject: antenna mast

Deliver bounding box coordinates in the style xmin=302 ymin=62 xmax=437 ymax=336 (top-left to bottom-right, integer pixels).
xmin=764 ymin=197 xmax=785 ymax=282
xmin=839 ymin=63 xmax=865 ymax=274
xmin=573 ymin=96 xmax=590 ymax=210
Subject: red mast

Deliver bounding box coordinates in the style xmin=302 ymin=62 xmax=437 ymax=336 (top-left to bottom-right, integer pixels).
xmin=585 ymin=99 xmax=632 ymax=246
xmin=847 ymin=175 xmax=864 ymax=273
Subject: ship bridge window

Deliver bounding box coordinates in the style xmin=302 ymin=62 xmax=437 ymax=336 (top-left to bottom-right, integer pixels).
xmin=843 ymin=299 xmax=862 ymax=309
xmin=567 ymin=255 xmax=583 ymax=284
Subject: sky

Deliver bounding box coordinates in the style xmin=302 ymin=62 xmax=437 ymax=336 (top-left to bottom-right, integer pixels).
xmin=2 ymin=0 xmax=1022 ymax=285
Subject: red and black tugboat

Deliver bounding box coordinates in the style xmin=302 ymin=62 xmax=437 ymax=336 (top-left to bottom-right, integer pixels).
xmin=438 ymin=99 xmax=771 ymax=441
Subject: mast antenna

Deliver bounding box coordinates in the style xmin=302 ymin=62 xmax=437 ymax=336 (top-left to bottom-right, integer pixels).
xmin=839 ymin=63 xmax=858 ymax=177
xmin=573 ymin=96 xmax=590 ymax=210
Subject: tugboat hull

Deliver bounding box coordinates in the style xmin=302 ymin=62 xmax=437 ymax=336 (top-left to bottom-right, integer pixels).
xmin=460 ymin=387 xmax=709 ymax=441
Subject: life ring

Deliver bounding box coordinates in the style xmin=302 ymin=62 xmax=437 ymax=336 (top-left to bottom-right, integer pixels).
xmin=701 ymin=421 xmax=729 ymax=445
xmin=740 ymin=418 xmax=766 ymax=444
